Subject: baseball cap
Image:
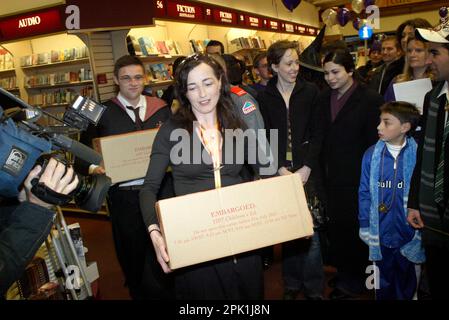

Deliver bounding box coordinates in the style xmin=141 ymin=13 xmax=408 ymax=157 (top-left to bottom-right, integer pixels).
xmin=415 ymin=8 xmax=449 ymax=43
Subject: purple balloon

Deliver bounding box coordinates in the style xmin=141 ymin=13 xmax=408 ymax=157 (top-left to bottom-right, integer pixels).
xmin=364 ymin=0 xmax=375 ymax=7
xmin=353 ymin=17 xmax=361 ymax=30
xmin=337 ymin=8 xmax=350 ymax=27
xmin=439 ymin=7 xmax=448 ymax=18
xmin=281 ymin=0 xmax=302 ymax=12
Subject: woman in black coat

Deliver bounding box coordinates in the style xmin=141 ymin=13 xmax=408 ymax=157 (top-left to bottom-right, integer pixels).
xmin=257 ymin=40 xmax=324 ymax=300
xmin=318 ymin=49 xmax=383 ymax=299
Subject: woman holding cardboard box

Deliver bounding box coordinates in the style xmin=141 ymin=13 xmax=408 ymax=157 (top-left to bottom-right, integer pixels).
xmin=139 ymin=53 xmax=271 ymax=299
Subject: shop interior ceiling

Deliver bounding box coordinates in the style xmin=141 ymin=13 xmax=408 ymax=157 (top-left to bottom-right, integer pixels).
xmin=304 ymin=0 xmax=348 ymax=9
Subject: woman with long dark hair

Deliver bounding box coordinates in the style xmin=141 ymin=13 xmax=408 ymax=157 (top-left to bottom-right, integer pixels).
xmin=139 ymin=53 xmax=268 ymax=299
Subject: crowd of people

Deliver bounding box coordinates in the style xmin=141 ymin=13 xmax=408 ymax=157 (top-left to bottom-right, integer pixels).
xmin=2 ymin=9 xmax=448 ymax=301
xmin=76 ymin=11 xmax=449 ymax=301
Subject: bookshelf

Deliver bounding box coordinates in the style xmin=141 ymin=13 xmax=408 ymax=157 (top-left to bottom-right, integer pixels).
xmin=20 ymin=47 xmax=94 ymax=125
xmin=0 ymin=51 xmax=18 ymax=95
xmin=139 ymin=54 xmax=181 ymax=97
xmin=25 ymin=80 xmax=93 ymax=90
xmin=21 ymin=57 xmax=91 ymax=70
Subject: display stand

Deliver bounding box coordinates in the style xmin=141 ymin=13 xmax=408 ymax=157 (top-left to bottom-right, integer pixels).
xmin=48 ymin=206 xmax=93 ymax=300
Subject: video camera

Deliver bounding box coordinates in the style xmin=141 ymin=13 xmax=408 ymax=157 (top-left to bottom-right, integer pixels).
xmin=0 ymin=87 xmax=111 ymax=212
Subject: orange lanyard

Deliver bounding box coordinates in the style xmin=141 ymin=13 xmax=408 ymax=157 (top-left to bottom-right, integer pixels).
xmin=198 ymin=123 xmax=222 ymax=188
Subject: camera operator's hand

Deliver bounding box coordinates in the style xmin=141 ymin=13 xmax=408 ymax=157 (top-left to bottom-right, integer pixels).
xmin=18 ymin=158 xmax=79 ymax=209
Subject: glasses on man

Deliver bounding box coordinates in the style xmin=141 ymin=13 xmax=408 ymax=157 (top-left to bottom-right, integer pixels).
xmin=119 ymin=75 xmax=145 ymax=83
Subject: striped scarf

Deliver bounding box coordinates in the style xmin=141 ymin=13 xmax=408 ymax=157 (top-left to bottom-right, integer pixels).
xmin=419 ymin=82 xmax=447 ymax=234
xmin=365 ymin=138 xmax=425 ymax=263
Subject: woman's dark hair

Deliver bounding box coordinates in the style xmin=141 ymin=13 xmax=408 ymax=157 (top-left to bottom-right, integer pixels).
xmin=323 ymin=49 xmax=355 ymax=73
xmin=253 ymin=52 xmax=267 ymax=68
xmin=396 ymin=18 xmax=432 ymax=45
xmin=173 ymin=53 xmax=244 ymax=133
xmin=323 ymin=49 xmax=363 ymax=83
xmin=267 ymin=40 xmax=299 ymax=74
xmin=172 ymin=56 xmax=186 ymax=75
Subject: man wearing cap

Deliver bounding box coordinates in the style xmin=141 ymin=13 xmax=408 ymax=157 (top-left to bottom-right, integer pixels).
xmin=407 ymin=9 xmax=449 ymax=299
xmin=357 ymin=41 xmax=383 ymax=84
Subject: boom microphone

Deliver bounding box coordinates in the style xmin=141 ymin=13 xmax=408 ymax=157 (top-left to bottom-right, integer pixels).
xmin=49 ymin=133 xmax=102 ymax=165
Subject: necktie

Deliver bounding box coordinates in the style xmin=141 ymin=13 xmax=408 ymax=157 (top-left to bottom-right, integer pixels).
xmin=126 ymin=106 xmax=142 ymax=130
xmin=434 ymin=97 xmax=449 ymax=206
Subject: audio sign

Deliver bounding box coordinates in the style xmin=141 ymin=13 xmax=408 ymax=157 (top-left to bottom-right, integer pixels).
xmin=0 ymin=7 xmax=64 ymax=42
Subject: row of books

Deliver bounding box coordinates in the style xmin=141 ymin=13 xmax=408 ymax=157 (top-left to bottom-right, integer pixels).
xmin=16 ymin=257 xmax=50 ymax=299
xmin=24 ymin=68 xmax=92 ymax=87
xmin=189 ymin=39 xmax=210 ymax=54
xmin=20 ymin=46 xmax=89 ymax=67
xmin=128 ymin=36 xmax=183 ymax=56
xmin=146 ymin=63 xmax=172 ymax=82
xmin=0 ymin=51 xmax=14 ymax=70
xmin=229 ymin=36 xmax=267 ymax=51
xmin=28 ymin=86 xmax=93 ymax=106
xmin=0 ymin=76 xmax=17 ymax=89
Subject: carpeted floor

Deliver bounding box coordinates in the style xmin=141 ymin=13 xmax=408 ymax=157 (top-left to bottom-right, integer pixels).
xmin=64 ymin=212 xmax=372 ymax=300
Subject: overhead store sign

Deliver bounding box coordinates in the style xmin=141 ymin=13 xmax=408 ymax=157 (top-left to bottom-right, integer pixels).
xmin=268 ymin=20 xmax=280 ymax=31
xmin=164 ymin=0 xmax=203 ymax=20
xmin=0 ymin=7 xmax=65 ymax=42
xmin=153 ymin=0 xmax=318 ymax=36
xmin=376 ymin=0 xmax=433 ymax=7
xmin=245 ymin=15 xmax=262 ymax=28
xmin=211 ymin=9 xmax=237 ymax=24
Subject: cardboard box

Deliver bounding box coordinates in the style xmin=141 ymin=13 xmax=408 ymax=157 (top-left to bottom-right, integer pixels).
xmin=156 ymin=174 xmax=313 ymax=270
xmin=93 ymin=129 xmax=158 ymax=183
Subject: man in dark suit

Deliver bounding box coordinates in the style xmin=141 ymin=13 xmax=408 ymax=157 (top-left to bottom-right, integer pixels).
xmin=407 ymin=19 xmax=449 ymax=299
xmin=368 ymin=36 xmax=404 ymax=96
xmin=77 ymin=55 xmax=173 ymax=299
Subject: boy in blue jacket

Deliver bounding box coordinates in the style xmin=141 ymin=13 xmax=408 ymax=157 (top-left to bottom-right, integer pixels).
xmin=359 ymin=101 xmax=425 ymax=300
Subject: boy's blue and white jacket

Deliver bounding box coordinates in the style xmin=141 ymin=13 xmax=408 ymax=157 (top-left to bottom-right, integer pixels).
xmin=358 ymin=138 xmax=425 ymax=263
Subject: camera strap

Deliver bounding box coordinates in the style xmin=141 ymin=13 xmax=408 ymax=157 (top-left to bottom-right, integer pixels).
xmin=30 ymin=179 xmax=73 ymax=206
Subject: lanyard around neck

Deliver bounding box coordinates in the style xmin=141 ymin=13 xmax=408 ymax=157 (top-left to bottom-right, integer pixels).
xmin=197 ymin=123 xmax=222 ymax=188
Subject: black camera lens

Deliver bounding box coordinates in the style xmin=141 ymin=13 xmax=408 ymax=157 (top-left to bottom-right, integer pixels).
xmin=74 ymin=174 xmax=111 ymax=212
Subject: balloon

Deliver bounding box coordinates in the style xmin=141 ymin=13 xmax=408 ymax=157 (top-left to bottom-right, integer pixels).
xmin=364 ymin=0 xmax=375 ymax=7
xmin=439 ymin=6 xmax=448 ymax=18
xmin=321 ymin=8 xmax=338 ymax=27
xmin=281 ymin=0 xmax=302 ymax=12
xmin=353 ymin=17 xmax=362 ymax=30
xmin=337 ymin=8 xmax=350 ymax=27
xmin=351 ymin=0 xmax=364 ymax=14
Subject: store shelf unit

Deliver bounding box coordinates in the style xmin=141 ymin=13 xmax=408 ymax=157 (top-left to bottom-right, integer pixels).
xmin=21 ymin=57 xmax=91 ymax=70
xmin=20 ymin=51 xmax=94 ymax=126
xmin=138 ymin=54 xmax=181 ymax=97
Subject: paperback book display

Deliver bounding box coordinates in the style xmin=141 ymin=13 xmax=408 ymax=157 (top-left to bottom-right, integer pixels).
xmin=0 ymin=76 xmax=17 ymax=90
xmin=128 ymin=35 xmax=184 ymax=57
xmin=24 ymin=68 xmax=92 ymax=87
xmin=20 ymin=46 xmax=89 ymax=67
xmin=0 ymin=49 xmax=14 ymax=70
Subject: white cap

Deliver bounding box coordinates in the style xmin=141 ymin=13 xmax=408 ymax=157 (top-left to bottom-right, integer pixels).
xmin=415 ymin=8 xmax=449 ymax=44
xmin=415 ymin=27 xmax=449 ymax=44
